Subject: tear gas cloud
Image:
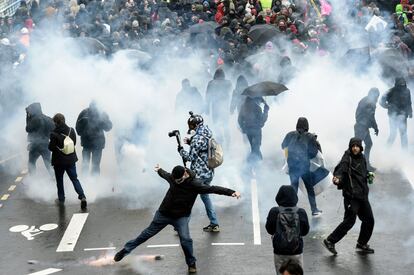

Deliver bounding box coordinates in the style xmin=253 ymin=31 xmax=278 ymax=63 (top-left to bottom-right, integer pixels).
xmin=0 ymin=0 xmax=413 ymax=242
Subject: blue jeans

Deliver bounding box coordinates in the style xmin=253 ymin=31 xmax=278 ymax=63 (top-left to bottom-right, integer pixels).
xmin=289 ymin=171 xmax=318 ymax=213
xmin=123 ymin=211 xmax=196 ymax=265
xmin=200 ymin=178 xmax=219 ymax=225
xmin=54 ymin=164 xmax=86 ymax=202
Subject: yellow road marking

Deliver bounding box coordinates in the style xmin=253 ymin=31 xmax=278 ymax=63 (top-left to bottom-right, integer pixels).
xmin=8 ymin=185 xmax=16 ymax=191
xmin=1 ymin=194 xmax=10 ymax=200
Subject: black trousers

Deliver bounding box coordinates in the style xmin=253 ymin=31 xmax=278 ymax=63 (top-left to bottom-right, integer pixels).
xmin=354 ymin=123 xmax=373 ymax=164
xmin=82 ymin=148 xmax=103 ymax=175
xmin=28 ymin=145 xmax=52 ymax=175
xmin=328 ymin=197 xmax=374 ymax=245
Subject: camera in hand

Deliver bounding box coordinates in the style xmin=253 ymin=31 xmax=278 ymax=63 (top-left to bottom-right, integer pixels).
xmin=168 ymin=130 xmax=180 ymax=137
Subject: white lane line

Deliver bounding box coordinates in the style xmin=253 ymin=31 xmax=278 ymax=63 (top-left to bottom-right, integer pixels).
xmin=0 ymin=154 xmax=20 ymax=165
xmin=251 ymin=178 xmax=261 ymax=245
xmin=1 ymin=194 xmax=10 ymax=200
xmin=15 ymin=176 xmax=23 ymax=183
xmin=21 ymin=169 xmax=29 ymax=174
xmin=147 ymin=244 xmax=179 ymax=248
xmin=0 ymin=203 xmax=3 ymax=208
xmin=84 ymin=247 xmax=116 ymax=251
xmin=211 ymin=243 xmax=245 ymax=246
xmin=27 ymin=268 xmax=62 ymax=275
xmin=56 ymin=213 xmax=89 ymax=252
xmin=8 ymin=185 xmax=16 ymax=191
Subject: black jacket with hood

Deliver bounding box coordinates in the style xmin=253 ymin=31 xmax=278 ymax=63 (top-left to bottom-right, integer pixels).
xmin=238 ymin=97 xmax=269 ymax=132
xmin=157 ymin=168 xmax=235 ymax=218
xmin=205 ymin=68 xmax=233 ymax=122
xmin=281 ymin=117 xmax=321 ymax=172
xmin=75 ymin=103 xmax=112 ymax=150
xmin=334 ymin=138 xmax=369 ymax=201
xmin=380 ymin=77 xmax=412 ymax=117
xmin=48 ymin=124 xmax=78 ymax=167
xmin=25 ymin=103 xmax=54 ymax=148
xmin=265 ymin=185 xmax=310 ymax=255
xmin=355 ymin=88 xmax=379 ymax=131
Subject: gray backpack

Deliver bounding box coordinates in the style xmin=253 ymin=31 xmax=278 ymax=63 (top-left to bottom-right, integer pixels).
xmin=207 ymin=137 xmax=223 ymax=169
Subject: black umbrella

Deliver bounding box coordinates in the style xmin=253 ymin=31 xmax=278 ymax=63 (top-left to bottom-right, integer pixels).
xmin=248 ymin=24 xmax=281 ymax=46
xmin=343 ymin=47 xmax=371 ymax=63
xmin=113 ymin=49 xmax=152 ymax=64
xmin=75 ymin=37 xmax=107 ymax=54
xmin=242 ymin=81 xmax=288 ymax=97
xmin=189 ymin=21 xmax=218 ymax=34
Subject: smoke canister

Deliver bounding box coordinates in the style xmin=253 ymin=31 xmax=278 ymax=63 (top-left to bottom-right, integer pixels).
xmin=367 ymin=172 xmax=375 ymax=184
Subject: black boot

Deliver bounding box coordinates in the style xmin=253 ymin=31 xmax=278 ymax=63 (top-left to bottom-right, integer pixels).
xmin=356 ymin=243 xmax=374 ymax=254
xmin=114 ymin=248 xmax=128 ymax=262
xmin=323 ymin=239 xmax=338 ymax=255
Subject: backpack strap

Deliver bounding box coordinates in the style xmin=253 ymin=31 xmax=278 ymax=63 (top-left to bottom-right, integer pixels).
xmin=60 ymin=128 xmax=71 ymax=137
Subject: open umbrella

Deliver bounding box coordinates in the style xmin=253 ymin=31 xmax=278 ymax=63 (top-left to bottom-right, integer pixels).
xmin=242 ymin=81 xmax=288 ymax=97
xmin=75 ymin=37 xmax=107 ymax=55
xmin=113 ymin=49 xmax=152 ymax=65
xmin=189 ymin=21 xmax=218 ymax=35
xmin=248 ymin=24 xmax=281 ymax=46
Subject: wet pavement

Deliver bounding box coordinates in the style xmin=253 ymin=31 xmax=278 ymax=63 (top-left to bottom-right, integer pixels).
xmin=0 ymin=157 xmax=413 ymax=275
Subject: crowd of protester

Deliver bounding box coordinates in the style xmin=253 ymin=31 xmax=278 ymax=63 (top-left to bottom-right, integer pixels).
xmin=0 ymin=0 xmax=413 ymax=70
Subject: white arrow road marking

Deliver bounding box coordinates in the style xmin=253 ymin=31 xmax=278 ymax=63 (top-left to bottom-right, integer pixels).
xmin=56 ymin=213 xmax=89 ymax=252
xmin=251 ymin=178 xmax=261 ymax=245
xmin=27 ymin=268 xmax=62 ymax=275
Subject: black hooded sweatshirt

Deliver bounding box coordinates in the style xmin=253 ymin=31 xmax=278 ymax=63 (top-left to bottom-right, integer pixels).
xmin=281 ymin=117 xmax=320 ymax=172
xmin=157 ymin=168 xmax=235 ymax=218
xmin=25 ymin=103 xmax=54 ymax=147
xmin=334 ymin=138 xmax=369 ymax=201
xmin=265 ymin=185 xmax=310 ymax=255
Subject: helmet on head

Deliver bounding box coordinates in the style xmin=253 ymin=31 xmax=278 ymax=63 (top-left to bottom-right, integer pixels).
xmin=187 ymin=111 xmax=203 ymax=134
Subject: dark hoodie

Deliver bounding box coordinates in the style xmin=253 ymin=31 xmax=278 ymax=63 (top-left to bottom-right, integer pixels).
xmin=281 ymin=117 xmax=320 ymax=172
xmin=205 ymin=68 xmax=233 ymax=122
xmin=75 ymin=102 xmax=113 ymax=150
xmin=157 ymin=168 xmax=235 ymax=218
xmin=380 ymin=77 xmax=412 ymax=117
xmin=334 ymin=138 xmax=369 ymax=201
xmin=25 ymin=103 xmax=55 ymax=147
xmin=237 ymin=97 xmax=269 ymax=131
xmin=265 ymin=185 xmax=310 ymax=255
xmin=355 ymin=88 xmax=379 ymax=130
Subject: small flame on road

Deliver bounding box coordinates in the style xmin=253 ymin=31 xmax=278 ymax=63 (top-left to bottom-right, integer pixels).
xmin=84 ymin=252 xmax=164 ymax=267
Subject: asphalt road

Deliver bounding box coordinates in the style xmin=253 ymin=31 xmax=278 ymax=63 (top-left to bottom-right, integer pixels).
xmin=0 ymin=155 xmax=413 ymax=275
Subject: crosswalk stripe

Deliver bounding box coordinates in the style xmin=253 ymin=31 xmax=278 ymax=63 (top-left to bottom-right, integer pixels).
xmin=147 ymin=244 xmax=179 ymax=248
xmin=27 ymin=268 xmax=62 ymax=275
xmin=56 ymin=213 xmax=89 ymax=252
